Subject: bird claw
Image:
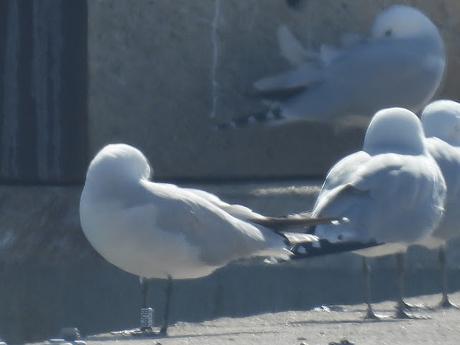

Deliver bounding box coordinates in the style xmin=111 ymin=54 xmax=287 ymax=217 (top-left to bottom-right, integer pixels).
xmin=159 ymin=326 xmax=168 ymax=336
xmin=111 ymin=327 xmax=165 ymax=337
xmin=435 ymin=297 xmax=460 ymax=310
xmin=394 ymin=307 xmax=430 ymax=320
xmin=363 ymin=308 xmax=390 ymax=321
xmin=399 ymin=300 xmax=426 ymax=311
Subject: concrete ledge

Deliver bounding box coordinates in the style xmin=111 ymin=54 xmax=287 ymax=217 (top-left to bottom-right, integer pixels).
xmin=27 ymin=291 xmax=460 ymax=345
xmin=0 ymin=182 xmax=459 ymax=343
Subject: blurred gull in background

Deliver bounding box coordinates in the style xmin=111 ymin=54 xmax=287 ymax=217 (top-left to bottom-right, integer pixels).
xmin=220 ymin=5 xmax=445 ymax=129
xmin=414 ymin=100 xmax=460 ymax=309
xmin=80 ymin=144 xmax=347 ymax=336
xmin=304 ymin=108 xmax=446 ymax=319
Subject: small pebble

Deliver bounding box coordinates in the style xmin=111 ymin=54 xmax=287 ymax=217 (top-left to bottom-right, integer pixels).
xmin=48 ymin=339 xmax=66 ymax=343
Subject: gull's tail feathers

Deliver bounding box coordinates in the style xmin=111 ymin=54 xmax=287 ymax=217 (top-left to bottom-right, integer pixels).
xmin=290 ymin=240 xmax=383 ymax=260
xmin=262 ymin=236 xmax=376 ymax=264
xmin=277 ymin=25 xmax=311 ymax=66
xmin=214 ymin=109 xmax=295 ymax=130
xmin=252 ymin=215 xmax=348 ymax=230
xmin=253 ymin=64 xmax=321 ymax=97
xmin=276 ymin=25 xmax=362 ymax=66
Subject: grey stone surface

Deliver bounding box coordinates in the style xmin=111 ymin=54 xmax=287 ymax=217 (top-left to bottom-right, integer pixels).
xmin=88 ymin=0 xmax=460 ymax=179
xmin=1 ymin=183 xmax=460 ymax=343
xmin=27 ymin=292 xmax=460 ymax=345
xmin=2 ymin=247 xmax=460 ymax=344
xmin=0 ymin=186 xmax=87 ymax=263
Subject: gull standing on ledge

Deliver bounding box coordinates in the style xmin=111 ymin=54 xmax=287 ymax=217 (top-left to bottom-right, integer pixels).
xmin=219 ymin=5 xmax=445 ymax=129
xmin=308 ymin=108 xmax=446 ymax=320
xmin=80 ymin=143 xmax=345 ymax=336
xmin=415 ymin=100 xmax=460 ymax=309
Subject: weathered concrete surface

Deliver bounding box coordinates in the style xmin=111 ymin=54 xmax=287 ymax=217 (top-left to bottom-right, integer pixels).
xmin=4 ymin=250 xmax=460 ymax=344
xmin=1 ymin=183 xmax=460 ymax=343
xmin=30 ymin=292 xmax=460 ymax=345
xmin=88 ymin=0 xmax=460 ymax=179
xmin=0 ymin=186 xmax=87 ymax=263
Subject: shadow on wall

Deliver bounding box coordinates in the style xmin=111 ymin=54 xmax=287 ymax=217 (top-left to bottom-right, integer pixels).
xmin=0 ymin=0 xmax=87 ymax=184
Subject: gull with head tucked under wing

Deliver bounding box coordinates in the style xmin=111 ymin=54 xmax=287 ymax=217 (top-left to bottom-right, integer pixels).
xmin=414 ymin=100 xmax=460 ymax=309
xmin=80 ymin=143 xmax=355 ymax=336
xmin=218 ymin=5 xmax=445 ymax=129
xmin=298 ymin=108 xmax=447 ymax=320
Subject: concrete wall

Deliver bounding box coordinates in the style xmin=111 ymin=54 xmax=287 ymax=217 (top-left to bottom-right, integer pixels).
xmin=0 ymin=0 xmax=87 ymax=183
xmin=88 ymin=0 xmax=460 ymax=180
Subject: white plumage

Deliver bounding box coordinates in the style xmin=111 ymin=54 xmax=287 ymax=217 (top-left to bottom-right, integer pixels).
xmin=416 ymin=100 xmax=460 ymax=308
xmin=311 ymin=107 xmax=446 ymax=318
xmin=80 ymin=143 xmax=329 ymax=334
xmin=79 ymin=144 xmax=322 ymax=281
xmin=247 ymin=5 xmax=446 ymax=128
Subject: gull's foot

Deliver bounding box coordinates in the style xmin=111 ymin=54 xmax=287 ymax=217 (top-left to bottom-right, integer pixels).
xmin=363 ymin=308 xmax=390 ymax=321
xmin=394 ymin=307 xmax=431 ymax=320
xmin=435 ymin=297 xmax=460 ymax=310
xmin=159 ymin=326 xmax=168 ymax=336
xmin=399 ymin=300 xmax=427 ymax=311
xmin=111 ymin=327 xmax=165 ymax=337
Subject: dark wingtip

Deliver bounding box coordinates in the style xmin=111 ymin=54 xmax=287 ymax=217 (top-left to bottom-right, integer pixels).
xmin=213 ymin=110 xmax=286 ymax=131
xmin=290 ymin=240 xmax=382 ymax=260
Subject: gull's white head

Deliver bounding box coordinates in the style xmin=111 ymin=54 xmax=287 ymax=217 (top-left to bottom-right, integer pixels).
xmin=371 ymin=5 xmax=438 ymax=40
xmin=86 ymin=144 xmax=151 ymax=183
xmin=363 ymin=107 xmax=425 ymax=155
xmin=422 ymin=100 xmax=460 ymax=146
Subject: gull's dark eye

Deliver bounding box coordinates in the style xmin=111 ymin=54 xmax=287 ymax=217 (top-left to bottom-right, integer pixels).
xmin=384 ymin=29 xmax=392 ymax=37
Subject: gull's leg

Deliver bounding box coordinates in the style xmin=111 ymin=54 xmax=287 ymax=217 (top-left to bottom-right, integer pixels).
xmin=139 ymin=277 xmax=155 ymax=333
xmin=436 ymin=246 xmax=459 ymax=309
xmin=362 ymin=257 xmax=387 ymax=320
xmin=140 ymin=277 xmax=148 ymax=308
xmin=160 ymin=275 xmax=173 ymax=335
xmin=394 ymin=253 xmax=429 ymax=319
xmin=395 ymin=253 xmax=424 ymax=310
xmin=111 ymin=277 xmax=160 ymax=336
